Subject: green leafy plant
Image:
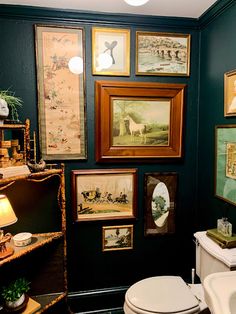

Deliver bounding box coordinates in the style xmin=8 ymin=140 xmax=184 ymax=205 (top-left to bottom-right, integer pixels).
xmin=1 ymin=278 xmax=30 ymax=302
xmin=0 ymin=89 xmax=23 ymax=122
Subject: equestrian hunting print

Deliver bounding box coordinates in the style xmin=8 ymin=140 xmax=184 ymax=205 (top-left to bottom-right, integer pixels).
xmin=112 ymin=99 xmax=170 ymax=146
xmin=71 ymin=169 xmax=137 ymax=221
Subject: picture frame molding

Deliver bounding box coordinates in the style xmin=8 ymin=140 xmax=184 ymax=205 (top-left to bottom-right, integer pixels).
xmin=35 ymin=24 xmax=87 ymax=160
xmin=136 ymin=31 xmax=191 ymax=77
xmin=102 ymin=224 xmax=134 ymax=251
xmin=95 ymin=80 xmax=186 ymax=162
xmin=71 ymin=168 xmax=137 ymax=222
xmin=215 ymin=124 xmax=236 ymax=205
xmin=92 ymin=27 xmax=130 ymax=76
xmin=224 ymin=69 xmax=236 ymax=117
xmin=144 ymin=172 xmax=177 ymax=236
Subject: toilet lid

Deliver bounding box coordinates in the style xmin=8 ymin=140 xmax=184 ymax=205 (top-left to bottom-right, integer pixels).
xmin=125 ymin=276 xmax=200 ymax=313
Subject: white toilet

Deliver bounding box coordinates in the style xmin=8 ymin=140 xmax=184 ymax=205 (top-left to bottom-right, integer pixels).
xmin=124 ymin=231 xmax=236 ymax=314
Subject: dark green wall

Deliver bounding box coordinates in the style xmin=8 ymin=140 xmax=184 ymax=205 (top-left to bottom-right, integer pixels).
xmin=1 ymin=2 xmax=233 ymax=311
xmin=198 ymin=0 xmax=236 ymax=231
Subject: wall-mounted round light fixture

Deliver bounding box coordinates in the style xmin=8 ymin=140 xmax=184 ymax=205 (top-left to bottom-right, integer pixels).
xmin=124 ymin=0 xmax=149 ymax=6
xmin=68 ymin=56 xmax=83 ymax=74
xmin=96 ymin=53 xmax=113 ymax=71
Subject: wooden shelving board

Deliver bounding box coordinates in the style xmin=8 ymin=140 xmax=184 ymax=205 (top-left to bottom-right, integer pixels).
xmin=0 ymin=232 xmax=63 ymax=266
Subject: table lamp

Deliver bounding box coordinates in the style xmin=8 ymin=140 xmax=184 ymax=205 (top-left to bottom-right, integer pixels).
xmin=0 ymin=194 xmax=18 ymax=259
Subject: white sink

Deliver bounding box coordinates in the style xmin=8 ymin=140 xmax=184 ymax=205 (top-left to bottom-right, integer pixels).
xmin=203 ymin=270 xmax=236 ymax=314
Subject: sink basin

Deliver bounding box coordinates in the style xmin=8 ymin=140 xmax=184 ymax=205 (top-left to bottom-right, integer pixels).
xmin=203 ymin=270 xmax=236 ymax=314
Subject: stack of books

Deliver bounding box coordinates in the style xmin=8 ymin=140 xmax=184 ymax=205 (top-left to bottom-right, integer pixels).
xmin=206 ymin=228 xmax=236 ymax=248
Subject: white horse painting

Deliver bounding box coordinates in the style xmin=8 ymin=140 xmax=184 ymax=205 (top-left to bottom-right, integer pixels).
xmin=124 ymin=115 xmax=147 ymax=143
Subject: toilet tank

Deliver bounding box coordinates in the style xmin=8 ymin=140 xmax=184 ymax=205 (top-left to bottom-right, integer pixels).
xmin=194 ymin=231 xmax=236 ymax=282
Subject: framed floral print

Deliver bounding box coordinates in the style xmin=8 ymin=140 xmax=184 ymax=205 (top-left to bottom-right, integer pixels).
xmin=35 ymin=24 xmax=86 ymax=160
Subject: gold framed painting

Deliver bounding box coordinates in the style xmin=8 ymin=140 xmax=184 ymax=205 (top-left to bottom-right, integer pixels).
xmin=215 ymin=125 xmax=236 ymax=205
xmin=102 ymin=225 xmax=133 ymax=251
xmin=35 ymin=24 xmax=86 ymax=160
xmin=92 ymin=27 xmax=130 ymax=76
xmin=95 ymin=80 xmax=186 ymax=161
xmin=71 ymin=168 xmax=137 ymax=222
xmin=136 ymin=31 xmax=191 ymax=76
xmin=224 ymin=69 xmax=236 ymax=117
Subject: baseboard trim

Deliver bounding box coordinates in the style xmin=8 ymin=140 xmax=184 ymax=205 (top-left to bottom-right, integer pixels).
xmin=68 ymin=286 xmax=128 ymax=313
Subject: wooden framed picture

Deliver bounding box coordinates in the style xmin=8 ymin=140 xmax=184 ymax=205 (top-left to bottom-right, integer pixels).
xmin=35 ymin=24 xmax=86 ymax=160
xmin=224 ymin=69 xmax=236 ymax=117
xmin=144 ymin=172 xmax=177 ymax=236
xmin=92 ymin=27 xmax=130 ymax=76
xmin=71 ymin=168 xmax=137 ymax=222
xmin=102 ymin=225 xmax=133 ymax=251
xmin=136 ymin=31 xmax=191 ymax=76
xmin=95 ymin=80 xmax=186 ymax=162
xmin=215 ymin=125 xmax=236 ymax=205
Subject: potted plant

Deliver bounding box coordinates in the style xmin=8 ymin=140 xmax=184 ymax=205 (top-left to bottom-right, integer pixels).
xmin=0 ymin=89 xmax=23 ymax=123
xmin=1 ymin=277 xmax=30 ymax=310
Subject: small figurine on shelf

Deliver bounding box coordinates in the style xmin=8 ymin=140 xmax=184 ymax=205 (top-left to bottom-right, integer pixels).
xmin=27 ymin=158 xmax=46 ymax=173
xmin=27 ymin=131 xmax=46 ymax=173
xmin=0 ymin=89 xmax=23 ymax=124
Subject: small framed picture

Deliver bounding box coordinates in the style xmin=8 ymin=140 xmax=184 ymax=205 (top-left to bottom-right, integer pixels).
xmin=102 ymin=225 xmax=133 ymax=251
xmin=136 ymin=31 xmax=191 ymax=76
xmin=71 ymin=168 xmax=137 ymax=222
xmin=224 ymin=69 xmax=236 ymax=117
xmin=144 ymin=172 xmax=178 ymax=236
xmin=215 ymin=125 xmax=236 ymax=205
xmin=92 ymin=27 xmax=130 ymax=76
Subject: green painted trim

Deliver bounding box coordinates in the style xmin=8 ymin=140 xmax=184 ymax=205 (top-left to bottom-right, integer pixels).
xmin=68 ymin=285 xmax=127 ymax=298
xmin=0 ymin=4 xmax=198 ymax=29
xmin=199 ymin=0 xmax=235 ymax=28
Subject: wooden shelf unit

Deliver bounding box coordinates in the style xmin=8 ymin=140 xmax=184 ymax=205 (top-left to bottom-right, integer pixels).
xmin=0 ymin=166 xmax=67 ymax=313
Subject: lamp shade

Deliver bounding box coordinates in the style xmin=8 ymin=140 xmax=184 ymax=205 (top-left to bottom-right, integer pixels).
xmin=0 ymin=195 xmax=17 ymax=228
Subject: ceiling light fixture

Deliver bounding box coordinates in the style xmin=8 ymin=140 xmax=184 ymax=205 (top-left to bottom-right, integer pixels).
xmin=124 ymin=0 xmax=149 ymax=6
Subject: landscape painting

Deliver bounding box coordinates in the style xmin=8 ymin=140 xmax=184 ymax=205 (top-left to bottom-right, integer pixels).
xmin=95 ymin=80 xmax=186 ymax=161
xmin=71 ymin=169 xmax=137 ymax=221
xmin=102 ymin=225 xmax=133 ymax=251
xmin=136 ymin=31 xmax=191 ymax=76
xmin=112 ymin=99 xmax=170 ymax=146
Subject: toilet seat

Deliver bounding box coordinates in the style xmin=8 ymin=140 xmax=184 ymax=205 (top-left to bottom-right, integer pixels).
xmin=124 ymin=276 xmax=200 ymax=314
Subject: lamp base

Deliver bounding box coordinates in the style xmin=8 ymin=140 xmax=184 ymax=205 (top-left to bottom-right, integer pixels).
xmin=0 ymin=246 xmax=14 ymax=259
xmin=0 ymin=233 xmax=14 ymax=259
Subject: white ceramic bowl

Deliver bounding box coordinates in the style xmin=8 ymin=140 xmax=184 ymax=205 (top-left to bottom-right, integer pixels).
xmin=13 ymin=232 xmax=32 ymax=247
